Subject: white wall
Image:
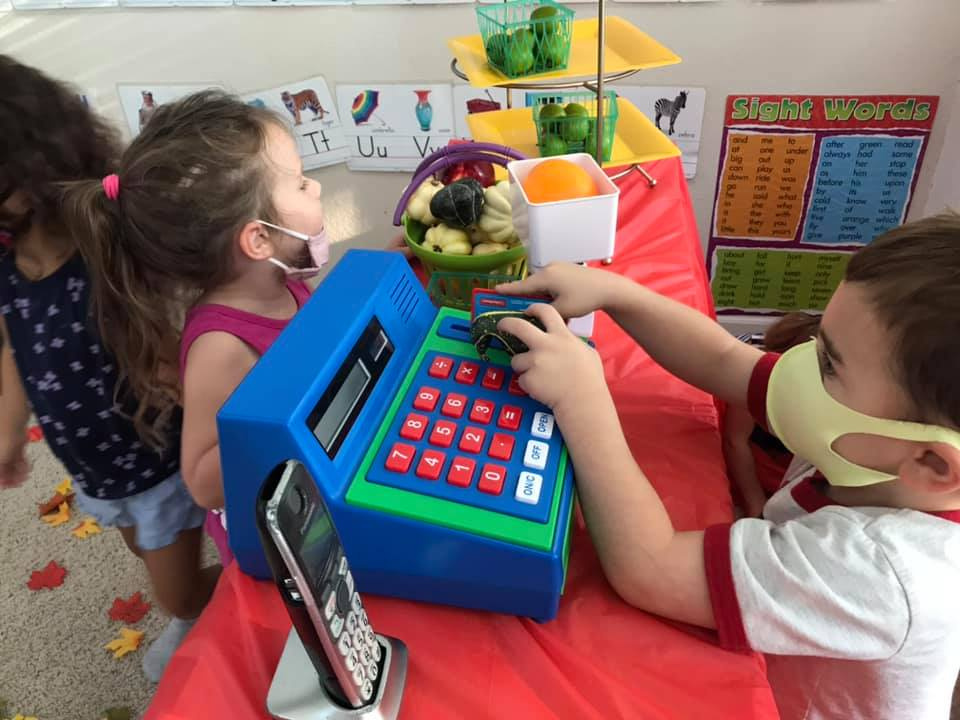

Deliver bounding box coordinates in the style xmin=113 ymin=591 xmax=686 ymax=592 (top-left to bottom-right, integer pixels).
xmin=3 ymin=0 xmax=958 ymax=255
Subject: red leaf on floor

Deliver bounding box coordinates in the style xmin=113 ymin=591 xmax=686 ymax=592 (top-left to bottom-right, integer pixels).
xmin=26 ymin=425 xmax=43 ymax=442
xmin=27 ymin=560 xmax=67 ymax=590
xmin=108 ymin=592 xmax=152 ymax=624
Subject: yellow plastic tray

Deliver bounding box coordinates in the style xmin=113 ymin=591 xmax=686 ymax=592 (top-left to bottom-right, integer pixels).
xmin=467 ymin=97 xmax=681 ymax=168
xmin=449 ymin=17 xmax=681 ymax=89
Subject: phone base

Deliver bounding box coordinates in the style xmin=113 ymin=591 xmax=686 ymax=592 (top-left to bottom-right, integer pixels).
xmin=267 ymin=629 xmax=408 ymax=720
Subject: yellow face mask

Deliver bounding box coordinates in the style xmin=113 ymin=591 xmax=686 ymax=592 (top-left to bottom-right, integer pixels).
xmin=767 ymin=341 xmax=960 ymax=487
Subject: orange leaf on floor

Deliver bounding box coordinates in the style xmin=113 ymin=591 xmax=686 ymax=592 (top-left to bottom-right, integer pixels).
xmin=26 ymin=425 xmax=43 ymax=442
xmin=108 ymin=592 xmax=152 ymax=624
xmin=27 ymin=561 xmax=67 ymax=591
xmin=104 ymin=628 xmax=145 ymax=659
xmin=38 ymin=493 xmax=67 ymax=517
xmin=40 ymin=502 xmax=70 ymax=527
xmin=72 ymin=517 xmax=101 ymax=539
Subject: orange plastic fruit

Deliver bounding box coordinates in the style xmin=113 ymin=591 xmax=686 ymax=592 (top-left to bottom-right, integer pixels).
xmin=521 ymin=159 xmax=599 ymax=204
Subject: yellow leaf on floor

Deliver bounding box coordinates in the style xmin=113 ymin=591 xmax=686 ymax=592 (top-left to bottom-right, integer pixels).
xmin=41 ymin=502 xmax=70 ymax=528
xmin=72 ymin=517 xmax=101 ymax=539
xmin=104 ymin=628 xmax=145 ymax=659
xmin=54 ymin=477 xmax=73 ymax=497
xmin=13 ymin=714 xmax=39 ymax=720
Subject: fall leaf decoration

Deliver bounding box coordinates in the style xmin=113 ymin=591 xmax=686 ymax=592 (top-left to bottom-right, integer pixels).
xmin=27 ymin=561 xmax=67 ymax=591
xmin=72 ymin=517 xmax=101 ymax=539
xmin=40 ymin=502 xmax=70 ymax=528
xmin=55 ymin=477 xmax=73 ymax=496
xmin=26 ymin=424 xmax=43 ymax=442
xmin=100 ymin=707 xmax=132 ymax=720
xmin=104 ymin=628 xmax=145 ymax=659
xmin=108 ymin=592 xmax=152 ymax=624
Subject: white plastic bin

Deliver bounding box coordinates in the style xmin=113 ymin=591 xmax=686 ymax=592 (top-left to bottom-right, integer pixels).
xmin=507 ymin=153 xmax=619 ymax=271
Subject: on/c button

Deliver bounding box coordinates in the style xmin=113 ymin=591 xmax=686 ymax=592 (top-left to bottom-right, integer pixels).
xmin=515 ymin=472 xmax=543 ymax=505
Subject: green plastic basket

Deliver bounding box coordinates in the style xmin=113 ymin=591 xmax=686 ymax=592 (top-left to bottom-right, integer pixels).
xmin=404 ymin=215 xmax=528 ymax=280
xmin=531 ymin=90 xmax=619 ymax=162
xmin=427 ymin=271 xmax=523 ymax=311
xmin=475 ymin=0 xmax=575 ymax=79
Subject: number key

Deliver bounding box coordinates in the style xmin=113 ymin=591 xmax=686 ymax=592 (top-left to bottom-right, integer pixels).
xmin=469 ymin=398 xmax=495 ymax=424
xmin=399 ymin=413 xmax=428 ymax=441
xmin=415 ymin=450 xmax=446 ymax=481
xmin=441 ymin=393 xmax=467 ymax=418
xmin=385 ymin=443 xmax=415 ymax=473
xmin=447 ymin=456 xmax=476 ymax=487
xmin=482 ymin=367 xmax=505 ymax=390
xmin=413 ymin=387 xmax=440 ymax=412
xmin=497 ymin=405 xmax=523 ymax=431
xmin=488 ymin=433 xmax=515 ymax=461
xmin=455 ymin=361 xmax=480 ymax=385
xmin=478 ymin=464 xmax=507 ymax=495
xmin=429 ymin=420 xmax=457 ymax=448
xmin=428 ymin=356 xmax=454 ymax=379
xmin=458 ymin=426 xmax=486 ymax=454
xmin=508 ymin=375 xmax=526 ymax=396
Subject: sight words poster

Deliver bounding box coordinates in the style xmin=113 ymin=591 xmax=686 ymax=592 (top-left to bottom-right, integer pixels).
xmin=708 ymin=94 xmax=937 ymax=315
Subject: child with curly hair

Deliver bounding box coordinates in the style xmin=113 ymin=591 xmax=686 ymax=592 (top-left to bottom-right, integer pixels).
xmin=0 ymin=56 xmax=219 ymax=682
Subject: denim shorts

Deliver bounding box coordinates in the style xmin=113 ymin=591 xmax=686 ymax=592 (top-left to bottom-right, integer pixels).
xmin=73 ymin=471 xmax=206 ymax=551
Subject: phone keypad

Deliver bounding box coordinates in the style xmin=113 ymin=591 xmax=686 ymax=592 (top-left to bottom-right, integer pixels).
xmin=322 ymin=548 xmax=385 ymax=705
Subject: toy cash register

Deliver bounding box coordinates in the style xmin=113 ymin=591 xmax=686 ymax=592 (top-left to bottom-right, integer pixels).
xmin=218 ymin=249 xmax=575 ymax=621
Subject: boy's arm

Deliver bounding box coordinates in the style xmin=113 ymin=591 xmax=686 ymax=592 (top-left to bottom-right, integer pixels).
xmin=181 ymin=332 xmax=259 ymax=510
xmin=503 ymin=305 xmax=715 ymax=627
xmin=0 ymin=315 xmax=31 ymax=487
xmin=499 ymin=265 xmax=762 ymax=406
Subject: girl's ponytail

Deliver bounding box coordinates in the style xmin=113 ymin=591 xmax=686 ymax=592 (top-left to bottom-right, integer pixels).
xmin=62 ymin=175 xmax=180 ymax=450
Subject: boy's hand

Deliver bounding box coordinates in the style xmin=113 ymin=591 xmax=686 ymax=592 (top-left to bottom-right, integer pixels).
xmin=498 ymin=304 xmax=607 ymax=418
xmin=0 ymin=445 xmax=29 ymax=489
xmin=495 ymin=263 xmax=628 ymax=319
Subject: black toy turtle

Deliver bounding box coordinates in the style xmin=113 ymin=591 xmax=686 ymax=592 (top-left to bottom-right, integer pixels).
xmin=470 ymin=310 xmax=546 ymax=361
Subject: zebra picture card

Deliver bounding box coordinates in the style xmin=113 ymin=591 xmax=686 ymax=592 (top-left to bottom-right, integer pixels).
xmin=243 ymin=76 xmax=349 ymax=170
xmin=615 ymin=86 xmax=706 ymax=179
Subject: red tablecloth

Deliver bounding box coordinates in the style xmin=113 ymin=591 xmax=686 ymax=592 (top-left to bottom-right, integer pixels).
xmin=146 ymin=158 xmax=779 ymax=720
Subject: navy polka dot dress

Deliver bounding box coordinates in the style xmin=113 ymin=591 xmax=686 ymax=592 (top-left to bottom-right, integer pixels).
xmin=0 ymin=252 xmax=181 ymax=499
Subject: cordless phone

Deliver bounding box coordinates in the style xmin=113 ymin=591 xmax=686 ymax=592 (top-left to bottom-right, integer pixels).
xmin=258 ymin=460 xmax=385 ymax=708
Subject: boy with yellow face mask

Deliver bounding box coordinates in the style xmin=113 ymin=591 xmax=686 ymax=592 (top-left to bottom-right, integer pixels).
xmin=496 ymin=212 xmax=960 ymax=720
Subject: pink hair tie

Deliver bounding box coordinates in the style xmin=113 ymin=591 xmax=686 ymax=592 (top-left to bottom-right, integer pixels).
xmin=102 ymin=174 xmax=120 ymax=201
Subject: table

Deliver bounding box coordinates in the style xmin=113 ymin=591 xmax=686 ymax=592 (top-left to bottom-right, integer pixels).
xmin=145 ymin=157 xmax=779 ymax=720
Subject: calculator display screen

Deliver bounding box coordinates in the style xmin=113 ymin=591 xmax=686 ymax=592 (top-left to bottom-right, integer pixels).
xmin=307 ymin=317 xmax=393 ymax=458
xmin=313 ymin=361 xmax=370 ymax=453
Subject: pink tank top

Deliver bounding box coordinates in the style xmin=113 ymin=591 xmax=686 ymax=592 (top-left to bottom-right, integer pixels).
xmin=179 ymin=280 xmax=313 ymax=381
xmin=179 ymin=280 xmax=312 ymax=566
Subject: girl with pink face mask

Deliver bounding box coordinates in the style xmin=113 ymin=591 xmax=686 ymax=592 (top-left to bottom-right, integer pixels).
xmin=64 ymin=91 xmax=330 ymax=564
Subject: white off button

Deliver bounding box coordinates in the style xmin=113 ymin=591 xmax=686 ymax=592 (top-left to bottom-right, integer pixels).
xmin=515 ymin=472 xmax=543 ymax=505
xmin=524 ymin=440 xmax=549 ymax=470
xmin=531 ymin=411 xmax=555 ymax=440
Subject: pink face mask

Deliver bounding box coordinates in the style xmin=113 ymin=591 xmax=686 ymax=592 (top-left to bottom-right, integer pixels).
xmin=258 ymin=220 xmax=330 ymax=280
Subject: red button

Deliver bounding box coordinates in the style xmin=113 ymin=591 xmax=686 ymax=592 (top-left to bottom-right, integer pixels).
xmin=447 ymin=456 xmax=476 ymax=488
xmin=455 ymin=361 xmax=480 ymax=385
xmin=399 ymin=413 xmax=428 ymax=441
xmin=469 ymin=398 xmax=496 ymax=424
xmin=497 ymin=405 xmax=523 ymax=431
xmin=478 ymin=464 xmax=506 ymax=495
xmin=458 ymin=426 xmax=486 ymax=454
xmin=488 ymin=433 xmax=515 ymax=461
xmin=385 ymin=443 xmax=415 ymax=473
xmin=429 ymin=420 xmax=457 ymax=448
xmin=415 ymin=450 xmax=446 ymax=481
xmin=413 ymin=387 xmax=440 ymax=412
xmin=482 ymin=367 xmax=505 ymax=390
xmin=508 ymin=375 xmax=526 ymax=396
xmin=428 ymin=356 xmax=454 ymax=380
xmin=441 ymin=393 xmax=467 ymax=418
